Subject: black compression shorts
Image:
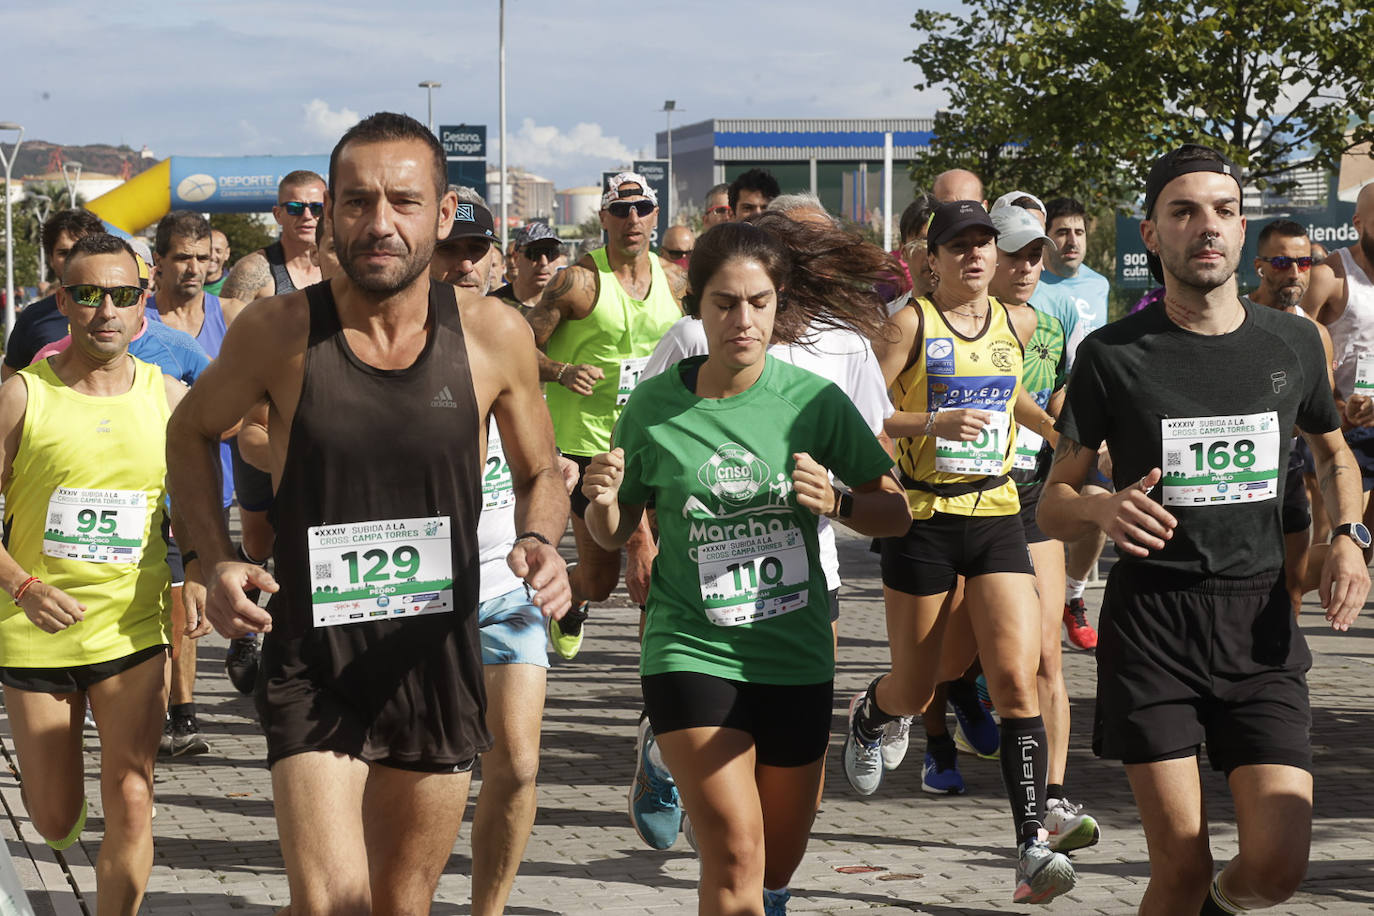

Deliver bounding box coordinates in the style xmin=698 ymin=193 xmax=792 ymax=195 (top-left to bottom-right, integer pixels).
xmin=880 ymin=512 xmax=1034 ymax=596
xmin=0 ymin=644 xmax=167 ymax=694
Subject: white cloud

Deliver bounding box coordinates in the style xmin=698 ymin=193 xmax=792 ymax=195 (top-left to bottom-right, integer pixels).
xmin=500 ymin=119 xmax=637 ymax=173
xmin=303 ymin=99 xmax=361 ymax=142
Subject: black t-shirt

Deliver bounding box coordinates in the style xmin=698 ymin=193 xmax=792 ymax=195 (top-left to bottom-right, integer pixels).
xmin=490 ymin=283 xmax=528 ymax=311
xmin=1058 ymin=299 xmax=1340 ymax=578
xmin=4 ymin=295 xmax=68 ymax=370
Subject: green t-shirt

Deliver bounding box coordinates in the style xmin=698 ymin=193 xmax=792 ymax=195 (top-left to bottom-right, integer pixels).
xmin=614 ymin=355 xmax=894 ymax=685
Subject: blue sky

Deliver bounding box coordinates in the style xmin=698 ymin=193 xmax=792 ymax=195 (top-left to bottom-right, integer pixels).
xmin=0 ymin=0 xmax=953 ymax=189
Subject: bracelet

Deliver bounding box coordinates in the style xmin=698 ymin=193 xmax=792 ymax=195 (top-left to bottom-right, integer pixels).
xmin=923 ymin=411 xmax=938 ymax=438
xmin=182 ymin=550 xmax=199 ymax=565
xmin=556 ymin=363 xmax=569 ymax=384
xmin=515 ymin=531 xmax=551 ymax=546
xmin=13 ymin=576 xmax=39 ymax=602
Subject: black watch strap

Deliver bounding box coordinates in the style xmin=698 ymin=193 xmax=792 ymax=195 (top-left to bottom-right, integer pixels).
xmin=515 ymin=531 xmax=551 ymax=546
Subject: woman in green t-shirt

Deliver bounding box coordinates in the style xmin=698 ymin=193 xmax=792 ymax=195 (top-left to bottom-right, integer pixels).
xmin=583 ymin=221 xmax=910 ymax=916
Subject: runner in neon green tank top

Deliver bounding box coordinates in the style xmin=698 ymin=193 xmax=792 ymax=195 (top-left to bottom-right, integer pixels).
xmin=0 ymin=234 xmax=203 ymax=914
xmin=524 ymin=172 xmax=686 ymax=657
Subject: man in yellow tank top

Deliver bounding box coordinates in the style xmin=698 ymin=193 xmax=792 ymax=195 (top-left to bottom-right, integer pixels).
xmin=0 ymin=233 xmax=203 ymax=916
xmin=524 ymin=172 xmax=685 ymax=658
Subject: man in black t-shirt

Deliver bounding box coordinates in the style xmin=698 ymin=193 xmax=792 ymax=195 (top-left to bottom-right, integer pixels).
xmin=1039 ymin=145 xmax=1370 ymax=916
xmin=2 ymin=209 xmax=105 ymax=380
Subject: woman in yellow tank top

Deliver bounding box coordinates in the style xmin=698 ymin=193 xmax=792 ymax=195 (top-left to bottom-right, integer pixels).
xmin=841 ymin=202 xmax=1076 ymax=904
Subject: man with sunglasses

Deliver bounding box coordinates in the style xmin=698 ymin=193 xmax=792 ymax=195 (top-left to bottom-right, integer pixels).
xmin=525 ymin=171 xmax=685 ymax=659
xmin=0 ymin=233 xmax=207 ymax=914
xmin=702 ymin=183 xmax=731 ymax=230
xmin=660 ymin=225 xmax=694 ymax=270
xmin=492 ymin=222 xmax=567 ymax=311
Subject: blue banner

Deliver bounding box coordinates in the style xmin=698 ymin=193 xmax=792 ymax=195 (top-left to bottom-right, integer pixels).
xmin=169 ymin=155 xmax=329 ymax=212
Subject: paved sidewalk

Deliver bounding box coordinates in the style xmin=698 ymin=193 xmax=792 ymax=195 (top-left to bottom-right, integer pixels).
xmin=5 ymin=529 xmax=1374 ymax=914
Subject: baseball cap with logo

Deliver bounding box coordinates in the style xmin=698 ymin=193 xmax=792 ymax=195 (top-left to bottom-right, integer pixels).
xmin=602 ymin=171 xmax=658 ymax=209
xmin=927 ymin=200 xmax=998 ymax=247
xmin=445 ymin=201 xmax=499 ymax=247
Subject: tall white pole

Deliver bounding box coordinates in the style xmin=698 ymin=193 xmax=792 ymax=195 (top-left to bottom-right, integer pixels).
xmin=30 ymin=194 xmax=50 ymax=286
xmin=883 ymin=131 xmax=894 ymax=251
xmin=63 ymin=160 xmax=82 ymax=208
xmin=0 ymin=124 xmax=24 ymax=344
xmin=665 ymin=110 xmax=673 ymax=223
xmin=499 ymin=0 xmax=508 ymax=250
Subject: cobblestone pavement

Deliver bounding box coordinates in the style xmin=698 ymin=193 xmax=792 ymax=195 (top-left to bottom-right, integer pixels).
xmin=5 ymin=529 xmax=1374 ymax=914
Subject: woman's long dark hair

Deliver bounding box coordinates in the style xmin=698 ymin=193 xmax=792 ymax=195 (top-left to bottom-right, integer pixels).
xmin=683 ymin=215 xmax=897 ymax=346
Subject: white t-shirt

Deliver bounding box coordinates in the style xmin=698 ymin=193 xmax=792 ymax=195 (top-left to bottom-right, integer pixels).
xmin=642 ymin=316 xmax=894 ymax=590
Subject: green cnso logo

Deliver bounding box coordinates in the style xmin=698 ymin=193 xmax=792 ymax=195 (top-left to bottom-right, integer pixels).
xmin=699 ymin=443 xmax=770 ymax=505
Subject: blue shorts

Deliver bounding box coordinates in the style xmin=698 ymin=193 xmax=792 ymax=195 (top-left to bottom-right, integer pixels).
xmin=478 ymin=586 xmax=549 ymax=667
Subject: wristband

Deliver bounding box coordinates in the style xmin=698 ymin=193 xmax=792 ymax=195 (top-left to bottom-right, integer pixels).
xmin=13 ymin=576 xmax=39 ymax=602
xmin=182 ymin=550 xmax=199 ymax=565
xmin=556 ymin=363 xmax=569 ymax=384
xmin=515 ymin=531 xmax=551 ymax=546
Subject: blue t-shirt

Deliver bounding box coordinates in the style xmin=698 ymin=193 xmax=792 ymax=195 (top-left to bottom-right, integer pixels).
xmin=4 ymin=295 xmax=68 ymax=371
xmin=132 ymin=319 xmax=211 ymax=387
xmin=1038 ymin=264 xmax=1110 ymax=367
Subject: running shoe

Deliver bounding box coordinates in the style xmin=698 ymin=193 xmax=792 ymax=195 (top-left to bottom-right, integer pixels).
xmin=1045 ymin=797 xmax=1101 ymax=852
xmin=628 ymin=718 xmax=681 ymax=849
xmin=1014 ymin=838 xmax=1076 ymax=904
xmin=879 ymin=715 xmax=912 ymax=771
xmin=1063 ymin=598 xmax=1099 ymax=651
xmin=158 ymin=715 xmax=173 ymax=756
xmin=549 ymin=601 xmax=589 ymax=660
xmin=682 ymin=811 xmax=698 ymax=854
xmin=83 ymin=699 xmax=96 ymax=731
xmin=948 ymin=679 xmax=1000 ymax=759
xmin=166 ymin=714 xmax=210 ymax=757
xmin=921 ymin=746 xmax=966 ymax=795
xmin=224 ymin=634 xmax=261 ymax=696
xmin=976 ymin=673 xmax=996 ymax=718
xmin=842 ymin=693 xmax=883 ymax=796
xmin=763 ymin=887 xmax=791 ymax=915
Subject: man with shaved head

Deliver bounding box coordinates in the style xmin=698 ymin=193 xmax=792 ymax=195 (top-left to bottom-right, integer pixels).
xmin=932 ymin=168 xmax=986 ymax=208
xmin=1303 ymin=181 xmax=1374 ymax=549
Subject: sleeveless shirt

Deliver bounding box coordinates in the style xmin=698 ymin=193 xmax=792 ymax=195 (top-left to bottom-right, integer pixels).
xmin=1327 ymin=247 xmax=1374 ymax=400
xmin=0 ymin=357 xmax=171 ymax=667
xmin=892 ymin=296 xmax=1023 ymax=518
xmin=264 ymin=241 xmax=297 ymax=295
xmin=264 ymin=279 xmax=488 ymax=763
xmin=544 ymin=250 xmax=680 ymax=455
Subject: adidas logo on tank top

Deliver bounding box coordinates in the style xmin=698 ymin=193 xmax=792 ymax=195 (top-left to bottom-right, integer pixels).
xmin=431 ymin=386 xmax=458 ymax=409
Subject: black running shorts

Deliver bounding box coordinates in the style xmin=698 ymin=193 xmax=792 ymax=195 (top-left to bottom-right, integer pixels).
xmin=642 ymin=671 xmax=832 ymax=767
xmin=1343 ymin=427 xmax=1374 ymax=493
xmin=0 ymin=644 xmax=167 ymax=694
xmin=230 ymin=440 xmax=275 ymax=513
xmin=1017 ymin=480 xmax=1052 ymax=545
xmin=1093 ymin=564 xmax=1312 ymax=774
xmin=880 ymin=511 xmax=1034 ymax=596
xmin=1282 ymin=443 xmax=1311 ymax=534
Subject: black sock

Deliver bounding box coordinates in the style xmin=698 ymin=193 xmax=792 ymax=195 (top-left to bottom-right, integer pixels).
xmin=926 ymin=731 xmax=956 ymax=766
xmin=998 ymin=715 xmax=1048 ymax=846
xmin=946 ymin=676 xmax=980 ymax=712
xmin=1199 ymin=877 xmax=1242 ymax=915
xmin=169 ymin=702 xmax=196 ymax=721
xmin=855 ymin=676 xmax=897 ymax=741
xmin=1046 ymin=783 xmax=1065 ymax=802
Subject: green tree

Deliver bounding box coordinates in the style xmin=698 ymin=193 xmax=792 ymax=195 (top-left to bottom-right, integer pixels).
xmin=209 ymin=213 xmax=277 ymax=270
xmin=909 ymin=0 xmax=1374 ymax=208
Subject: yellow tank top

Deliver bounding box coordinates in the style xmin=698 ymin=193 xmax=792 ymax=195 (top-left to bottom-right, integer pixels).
xmin=892 ymin=296 xmax=1023 ymax=519
xmin=0 ymin=357 xmax=172 ymax=668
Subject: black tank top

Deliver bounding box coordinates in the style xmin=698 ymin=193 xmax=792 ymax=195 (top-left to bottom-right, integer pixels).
xmin=265 ymin=279 xmax=487 ymax=761
xmin=265 ymin=241 xmax=296 ymax=294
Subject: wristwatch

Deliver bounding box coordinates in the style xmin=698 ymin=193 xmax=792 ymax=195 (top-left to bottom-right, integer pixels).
xmin=827 ymin=486 xmax=854 ymax=520
xmin=1331 ymin=522 xmax=1372 ymax=549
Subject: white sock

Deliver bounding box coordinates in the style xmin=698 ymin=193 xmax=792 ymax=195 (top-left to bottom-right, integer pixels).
xmin=1065 ymin=577 xmax=1087 ymax=603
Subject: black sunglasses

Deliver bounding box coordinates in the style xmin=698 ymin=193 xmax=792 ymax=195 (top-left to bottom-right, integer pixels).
xmin=522 ymin=243 xmax=562 ymax=261
xmin=64 ymin=284 xmax=143 ymax=309
xmin=282 ymin=201 xmax=324 ymax=217
xmin=607 ymin=199 xmax=654 ymax=219
xmin=1258 ymin=255 xmax=1314 ymax=271
xmin=663 ymin=248 xmax=692 ymax=259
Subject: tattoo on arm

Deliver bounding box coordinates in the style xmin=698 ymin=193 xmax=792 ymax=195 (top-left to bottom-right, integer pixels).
xmin=664 ymin=261 xmax=688 ymax=304
xmin=221 ymin=253 xmax=272 ymax=301
xmin=1052 ymin=437 xmax=1085 ymax=466
xmin=1318 ymin=457 xmax=1347 ymax=514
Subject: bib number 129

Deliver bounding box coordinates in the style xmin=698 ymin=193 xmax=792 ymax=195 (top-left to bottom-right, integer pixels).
xmin=342 ymin=546 xmax=421 ymax=584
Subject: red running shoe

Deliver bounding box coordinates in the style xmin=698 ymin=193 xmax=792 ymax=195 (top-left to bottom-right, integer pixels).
xmin=1063 ymin=598 xmax=1098 ymax=651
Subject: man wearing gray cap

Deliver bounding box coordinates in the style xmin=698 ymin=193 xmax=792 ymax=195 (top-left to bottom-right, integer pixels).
xmin=524 ymin=172 xmax=685 ymax=659
xmin=492 ymin=223 xmax=567 ymax=311
xmin=1040 ymin=144 xmax=1368 ymax=915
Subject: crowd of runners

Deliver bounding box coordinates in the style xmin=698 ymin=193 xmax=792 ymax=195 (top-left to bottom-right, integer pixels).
xmin=0 ymin=110 xmax=1370 ymax=916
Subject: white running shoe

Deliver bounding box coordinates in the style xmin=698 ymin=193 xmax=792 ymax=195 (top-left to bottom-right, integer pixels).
xmin=1045 ymin=797 xmax=1101 ymax=852
xmin=879 ymin=716 xmax=912 ymax=771
xmin=1014 ymin=838 xmax=1076 ymax=904
xmin=842 ymin=693 xmax=883 ymax=796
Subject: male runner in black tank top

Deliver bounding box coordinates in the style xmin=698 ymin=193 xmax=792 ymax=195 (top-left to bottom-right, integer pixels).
xmin=167 ymin=113 xmax=572 ymax=914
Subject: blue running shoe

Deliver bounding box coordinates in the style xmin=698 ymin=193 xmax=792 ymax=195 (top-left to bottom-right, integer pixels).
xmin=764 ymin=887 xmax=791 ymax=915
xmin=629 ymin=718 xmax=682 ymax=849
xmin=921 ymin=748 xmax=966 ymax=795
xmin=949 ymin=679 xmax=1000 ymax=759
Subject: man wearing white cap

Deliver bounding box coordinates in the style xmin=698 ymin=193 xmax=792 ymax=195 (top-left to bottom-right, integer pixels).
xmin=524 ymin=172 xmax=685 ymax=659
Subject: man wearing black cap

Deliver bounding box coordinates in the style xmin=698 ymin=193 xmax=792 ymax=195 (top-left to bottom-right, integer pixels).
xmin=433 ymin=190 xmax=503 ymax=294
xmin=524 ymin=171 xmax=685 ymax=660
xmin=1039 ymin=144 xmax=1369 ymax=916
xmin=492 ymin=222 xmax=566 ymax=311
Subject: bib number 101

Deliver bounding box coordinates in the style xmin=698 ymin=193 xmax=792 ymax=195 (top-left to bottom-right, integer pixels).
xmin=342 ymin=546 xmax=421 ymax=584
xmin=1188 ymin=439 xmax=1255 ymax=471
xmin=725 ymin=555 xmax=784 ymax=592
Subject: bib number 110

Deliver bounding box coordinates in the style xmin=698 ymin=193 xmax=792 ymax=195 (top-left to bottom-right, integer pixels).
xmin=726 ymin=555 xmax=784 ymax=592
xmin=1188 ymin=439 xmax=1255 ymax=471
xmin=343 ymin=546 xmax=421 ymax=584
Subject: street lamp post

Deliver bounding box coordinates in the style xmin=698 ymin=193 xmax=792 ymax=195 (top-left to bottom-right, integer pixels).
xmin=660 ymin=101 xmax=681 ymax=223
xmin=498 ymin=0 xmax=508 ymax=250
xmin=418 ymin=81 xmax=442 ymax=135
xmin=62 ymin=160 xmax=82 ymax=208
xmin=28 ymin=193 xmax=51 ymax=287
xmin=0 ymin=122 xmax=24 ymax=344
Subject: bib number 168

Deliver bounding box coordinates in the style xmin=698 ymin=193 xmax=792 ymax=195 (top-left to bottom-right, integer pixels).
xmin=1188 ymin=439 xmax=1255 ymax=471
